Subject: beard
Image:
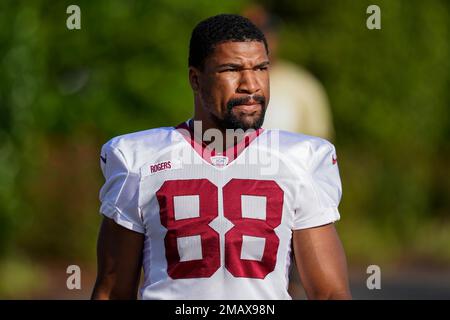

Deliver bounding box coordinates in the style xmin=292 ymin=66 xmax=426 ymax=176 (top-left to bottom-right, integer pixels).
xmin=218 ymin=94 xmax=267 ymax=131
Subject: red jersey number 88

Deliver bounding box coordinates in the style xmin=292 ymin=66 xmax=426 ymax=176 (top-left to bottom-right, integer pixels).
xmin=157 ymin=178 xmax=284 ymax=279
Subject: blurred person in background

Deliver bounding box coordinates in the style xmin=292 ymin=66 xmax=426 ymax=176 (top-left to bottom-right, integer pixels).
xmin=243 ymin=4 xmax=335 ymax=141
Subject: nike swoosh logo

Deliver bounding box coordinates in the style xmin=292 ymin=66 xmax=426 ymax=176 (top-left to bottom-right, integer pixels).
xmin=100 ymin=154 xmax=107 ymax=164
xmin=332 ymin=155 xmax=337 ymax=165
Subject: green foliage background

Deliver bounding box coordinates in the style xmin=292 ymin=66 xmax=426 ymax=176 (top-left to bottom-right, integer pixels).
xmin=0 ymin=0 xmax=449 ymax=296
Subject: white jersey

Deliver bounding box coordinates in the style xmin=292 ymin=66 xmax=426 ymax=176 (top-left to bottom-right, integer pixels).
xmin=98 ymin=121 xmax=342 ymax=300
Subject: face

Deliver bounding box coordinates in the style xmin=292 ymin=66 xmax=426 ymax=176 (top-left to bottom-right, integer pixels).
xmin=190 ymin=41 xmax=270 ymax=131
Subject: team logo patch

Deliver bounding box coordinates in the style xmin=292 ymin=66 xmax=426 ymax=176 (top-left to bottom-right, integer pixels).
xmin=210 ymin=155 xmax=229 ymax=168
xmin=141 ymin=159 xmax=182 ymax=178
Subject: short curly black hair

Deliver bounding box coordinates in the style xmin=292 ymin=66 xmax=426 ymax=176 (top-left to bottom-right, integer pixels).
xmin=189 ymin=14 xmax=269 ymax=69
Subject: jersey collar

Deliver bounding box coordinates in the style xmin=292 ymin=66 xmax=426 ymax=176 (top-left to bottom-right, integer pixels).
xmin=175 ymin=119 xmax=264 ymax=167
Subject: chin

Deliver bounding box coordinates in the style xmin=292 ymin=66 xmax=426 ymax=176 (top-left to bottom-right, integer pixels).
xmin=231 ymin=115 xmax=265 ymax=131
xmin=217 ymin=106 xmax=266 ymax=131
xmin=239 ymin=110 xmax=266 ymax=128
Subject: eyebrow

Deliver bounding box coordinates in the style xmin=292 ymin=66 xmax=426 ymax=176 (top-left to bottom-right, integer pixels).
xmin=216 ymin=61 xmax=270 ymax=69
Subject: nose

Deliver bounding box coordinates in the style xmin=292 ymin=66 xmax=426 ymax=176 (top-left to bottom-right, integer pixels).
xmin=237 ymin=69 xmax=260 ymax=94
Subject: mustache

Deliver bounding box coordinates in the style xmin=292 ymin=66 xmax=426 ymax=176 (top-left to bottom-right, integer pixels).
xmin=227 ymin=95 xmax=266 ymax=110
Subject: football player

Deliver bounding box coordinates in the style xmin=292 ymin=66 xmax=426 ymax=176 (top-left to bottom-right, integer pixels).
xmin=91 ymin=14 xmax=351 ymax=300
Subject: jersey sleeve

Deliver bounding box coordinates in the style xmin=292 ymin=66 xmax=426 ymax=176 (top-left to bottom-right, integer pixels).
xmin=293 ymin=141 xmax=342 ymax=230
xmin=98 ymin=141 xmax=145 ymax=233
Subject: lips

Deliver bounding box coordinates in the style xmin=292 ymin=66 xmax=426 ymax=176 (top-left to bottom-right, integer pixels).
xmin=227 ymin=95 xmax=266 ymax=116
xmin=233 ymin=100 xmax=261 ymax=113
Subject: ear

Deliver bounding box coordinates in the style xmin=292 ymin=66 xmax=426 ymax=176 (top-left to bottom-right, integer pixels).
xmin=189 ymin=67 xmax=201 ymax=92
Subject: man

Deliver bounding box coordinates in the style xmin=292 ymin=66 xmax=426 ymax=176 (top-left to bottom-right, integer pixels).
xmin=91 ymin=14 xmax=351 ymax=300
